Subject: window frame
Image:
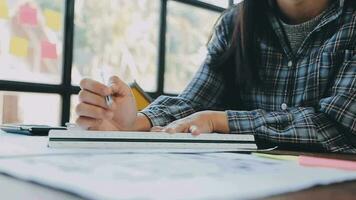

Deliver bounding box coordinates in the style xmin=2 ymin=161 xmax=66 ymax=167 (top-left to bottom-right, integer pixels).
xmin=0 ymin=0 xmax=234 ymax=125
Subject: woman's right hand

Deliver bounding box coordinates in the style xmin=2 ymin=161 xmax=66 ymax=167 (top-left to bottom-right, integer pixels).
xmin=75 ymin=76 xmax=139 ymax=131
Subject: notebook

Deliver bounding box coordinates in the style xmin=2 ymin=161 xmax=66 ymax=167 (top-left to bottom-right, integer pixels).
xmin=48 ymin=130 xmax=257 ymax=151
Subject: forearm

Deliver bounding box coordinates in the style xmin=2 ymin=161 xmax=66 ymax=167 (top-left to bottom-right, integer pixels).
xmin=140 ymin=95 xmax=201 ymax=127
xmin=226 ymin=107 xmax=355 ymax=153
xmin=319 ymin=90 xmax=356 ymax=134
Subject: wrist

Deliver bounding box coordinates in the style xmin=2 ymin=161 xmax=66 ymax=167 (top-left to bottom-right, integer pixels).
xmin=210 ymin=111 xmax=230 ymax=134
xmin=131 ymin=113 xmax=152 ymax=131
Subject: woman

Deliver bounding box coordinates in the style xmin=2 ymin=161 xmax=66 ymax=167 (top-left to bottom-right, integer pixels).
xmin=75 ymin=0 xmax=355 ymax=153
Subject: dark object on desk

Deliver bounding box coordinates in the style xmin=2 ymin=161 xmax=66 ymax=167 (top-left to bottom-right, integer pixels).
xmin=0 ymin=124 xmax=66 ymax=136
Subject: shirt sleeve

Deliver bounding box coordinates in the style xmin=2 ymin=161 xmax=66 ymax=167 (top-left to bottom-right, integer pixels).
xmin=227 ymin=54 xmax=356 ymax=153
xmin=141 ymin=8 xmax=237 ymax=127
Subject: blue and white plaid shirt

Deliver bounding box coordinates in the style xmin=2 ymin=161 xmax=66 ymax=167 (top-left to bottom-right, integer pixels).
xmin=142 ymin=0 xmax=356 ymax=153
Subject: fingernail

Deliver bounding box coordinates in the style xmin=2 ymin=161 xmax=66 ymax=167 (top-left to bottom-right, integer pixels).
xmin=189 ymin=125 xmax=197 ymax=132
xmin=190 ymin=125 xmax=200 ymax=136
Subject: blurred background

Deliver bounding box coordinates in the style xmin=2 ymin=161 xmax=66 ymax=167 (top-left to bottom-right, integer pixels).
xmin=0 ymin=0 xmax=242 ymax=126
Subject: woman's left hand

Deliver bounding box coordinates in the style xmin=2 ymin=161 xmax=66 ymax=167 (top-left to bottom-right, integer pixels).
xmin=151 ymin=111 xmax=229 ymax=135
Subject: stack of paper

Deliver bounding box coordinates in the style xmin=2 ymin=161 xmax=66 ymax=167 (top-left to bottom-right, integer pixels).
xmin=48 ymin=130 xmax=257 ymax=151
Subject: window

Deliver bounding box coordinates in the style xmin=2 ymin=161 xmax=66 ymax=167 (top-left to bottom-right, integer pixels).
xmin=0 ymin=0 xmax=64 ymax=125
xmin=70 ymin=94 xmax=78 ymax=123
xmin=165 ymin=1 xmax=220 ymax=93
xmin=1 ymin=0 xmax=231 ymax=125
xmin=72 ymin=0 xmax=159 ymax=92
xmin=0 ymin=91 xmax=60 ymax=125
xmin=0 ymin=0 xmax=64 ymax=84
xmin=234 ymin=0 xmax=243 ymax=4
xmin=200 ymin=0 xmax=229 ymax=8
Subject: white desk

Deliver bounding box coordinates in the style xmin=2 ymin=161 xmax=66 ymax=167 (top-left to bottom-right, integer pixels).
xmin=1 ymin=131 xmax=356 ymax=200
xmin=0 ymin=174 xmax=82 ymax=200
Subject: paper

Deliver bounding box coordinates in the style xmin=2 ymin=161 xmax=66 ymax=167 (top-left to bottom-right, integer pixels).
xmin=0 ymin=5 xmax=7 ymax=19
xmin=0 ymin=0 xmax=8 ymax=19
xmin=44 ymin=9 xmax=61 ymax=31
xmin=19 ymin=4 xmax=37 ymax=26
xmin=0 ymin=153 xmax=356 ymax=200
xmin=0 ymin=133 xmax=258 ymax=158
xmin=41 ymin=40 xmax=57 ymax=59
xmin=130 ymin=82 xmax=152 ymax=111
xmin=48 ymin=130 xmax=257 ymax=150
xmin=299 ymin=156 xmax=356 ymax=171
xmin=132 ymin=87 xmax=150 ymax=110
xmin=10 ymin=36 xmax=29 ymax=57
xmin=252 ymin=152 xmax=298 ymax=161
xmin=1 ymin=135 xmax=356 ymax=200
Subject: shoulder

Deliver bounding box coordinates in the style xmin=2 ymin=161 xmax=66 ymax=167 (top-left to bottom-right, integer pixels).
xmin=343 ymin=0 xmax=356 ymax=22
xmin=210 ymin=4 xmax=240 ymax=48
xmin=340 ymin=0 xmax=356 ymax=48
xmin=215 ymin=4 xmax=240 ymax=34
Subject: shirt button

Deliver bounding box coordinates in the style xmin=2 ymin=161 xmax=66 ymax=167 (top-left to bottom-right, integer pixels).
xmin=288 ymin=61 xmax=293 ymax=67
xmin=281 ymin=103 xmax=288 ymax=111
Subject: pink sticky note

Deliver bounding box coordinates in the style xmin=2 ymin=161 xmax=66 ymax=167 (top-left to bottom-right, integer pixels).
xmin=41 ymin=41 xmax=57 ymax=59
xmin=299 ymin=156 xmax=356 ymax=171
xmin=19 ymin=4 xmax=37 ymax=26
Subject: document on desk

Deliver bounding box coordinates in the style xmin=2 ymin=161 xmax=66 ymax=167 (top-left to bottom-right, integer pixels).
xmin=0 ymin=152 xmax=356 ymax=200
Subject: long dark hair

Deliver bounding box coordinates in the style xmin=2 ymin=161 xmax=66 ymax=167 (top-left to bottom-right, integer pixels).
xmin=218 ymin=0 xmax=276 ymax=89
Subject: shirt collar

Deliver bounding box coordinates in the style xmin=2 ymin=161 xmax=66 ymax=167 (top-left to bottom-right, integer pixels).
xmin=267 ymin=0 xmax=345 ymax=58
xmin=268 ymin=0 xmax=345 ymax=28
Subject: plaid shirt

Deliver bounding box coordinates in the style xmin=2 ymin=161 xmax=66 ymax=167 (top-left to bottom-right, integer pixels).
xmin=142 ymin=0 xmax=356 ymax=153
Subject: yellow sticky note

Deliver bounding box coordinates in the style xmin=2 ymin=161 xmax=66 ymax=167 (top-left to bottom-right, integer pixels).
xmin=0 ymin=0 xmax=9 ymax=19
xmin=132 ymin=88 xmax=151 ymax=111
xmin=130 ymin=82 xmax=152 ymax=111
xmin=10 ymin=36 xmax=29 ymax=57
xmin=44 ymin=9 xmax=61 ymax=31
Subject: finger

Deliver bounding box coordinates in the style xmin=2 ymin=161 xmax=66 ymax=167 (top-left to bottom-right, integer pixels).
xmin=80 ymin=78 xmax=111 ymax=97
xmin=151 ymin=126 xmax=164 ymax=132
xmin=189 ymin=125 xmax=201 ymax=136
xmin=75 ymin=116 xmax=102 ymax=130
xmin=109 ymin=76 xmax=132 ymax=97
xmin=78 ymin=89 xmax=108 ymax=109
xmin=163 ymin=122 xmax=190 ymax=134
xmin=76 ymin=102 xmax=114 ymax=120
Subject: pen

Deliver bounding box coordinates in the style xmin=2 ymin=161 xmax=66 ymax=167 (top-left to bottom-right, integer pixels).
xmin=100 ymin=68 xmax=113 ymax=107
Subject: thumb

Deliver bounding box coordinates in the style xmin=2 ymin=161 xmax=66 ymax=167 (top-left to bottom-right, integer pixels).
xmin=109 ymin=76 xmax=132 ymax=97
xmin=151 ymin=126 xmax=164 ymax=132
